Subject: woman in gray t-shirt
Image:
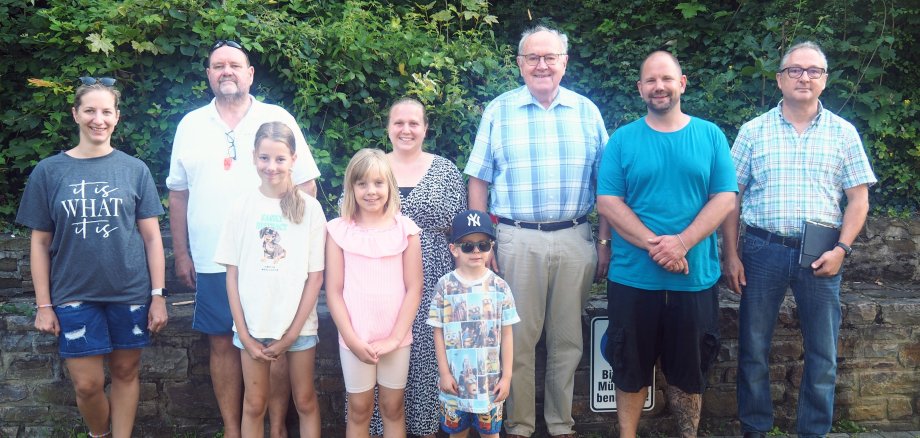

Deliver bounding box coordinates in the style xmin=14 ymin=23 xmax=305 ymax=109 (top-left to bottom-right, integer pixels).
xmin=16 ymin=78 xmax=167 ymax=438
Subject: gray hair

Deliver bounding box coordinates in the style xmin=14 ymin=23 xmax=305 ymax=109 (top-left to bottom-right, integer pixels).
xmin=518 ymin=25 xmax=568 ymax=55
xmin=780 ymin=41 xmax=828 ymax=69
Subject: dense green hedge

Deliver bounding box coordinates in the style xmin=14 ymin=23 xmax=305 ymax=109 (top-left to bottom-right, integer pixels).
xmin=0 ymin=0 xmax=519 ymax=219
xmin=492 ymin=0 xmax=920 ymax=215
xmin=1 ymin=0 xmax=918 ymax=223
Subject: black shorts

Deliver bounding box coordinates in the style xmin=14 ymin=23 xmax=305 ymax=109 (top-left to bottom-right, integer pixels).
xmin=604 ymin=281 xmax=721 ymax=394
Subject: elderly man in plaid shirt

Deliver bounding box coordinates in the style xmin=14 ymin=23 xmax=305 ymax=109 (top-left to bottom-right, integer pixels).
xmin=464 ymin=25 xmax=610 ymax=438
xmin=720 ymin=41 xmax=876 ymax=438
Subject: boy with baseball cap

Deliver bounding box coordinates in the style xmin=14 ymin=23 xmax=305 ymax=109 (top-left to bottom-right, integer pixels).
xmin=427 ymin=209 xmax=520 ymax=438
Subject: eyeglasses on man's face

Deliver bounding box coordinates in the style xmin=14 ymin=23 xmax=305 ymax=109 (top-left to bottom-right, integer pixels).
xmin=79 ymin=77 xmax=116 ymax=87
xmin=779 ymin=66 xmax=827 ymax=79
xmin=518 ymin=53 xmax=566 ymax=66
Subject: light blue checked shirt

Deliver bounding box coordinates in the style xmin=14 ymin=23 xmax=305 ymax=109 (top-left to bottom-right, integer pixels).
xmin=733 ymin=101 xmax=877 ymax=237
xmin=464 ymin=86 xmax=608 ymax=222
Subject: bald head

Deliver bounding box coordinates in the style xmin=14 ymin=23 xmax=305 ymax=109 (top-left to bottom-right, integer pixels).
xmin=640 ymin=51 xmax=682 ymax=78
xmin=637 ymin=50 xmax=687 ymax=116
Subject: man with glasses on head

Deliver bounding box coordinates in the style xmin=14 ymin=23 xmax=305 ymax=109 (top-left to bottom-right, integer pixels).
xmin=720 ymin=41 xmax=875 ymax=438
xmin=166 ymin=39 xmax=320 ymax=438
xmin=464 ymin=25 xmax=610 ymax=438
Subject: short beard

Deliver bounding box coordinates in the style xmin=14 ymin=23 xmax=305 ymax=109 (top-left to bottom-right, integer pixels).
xmin=646 ymin=97 xmax=677 ymax=115
xmin=216 ymin=89 xmax=248 ymax=106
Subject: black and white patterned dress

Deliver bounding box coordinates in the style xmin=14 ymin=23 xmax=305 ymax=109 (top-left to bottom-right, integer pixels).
xmin=366 ymin=154 xmax=467 ymax=435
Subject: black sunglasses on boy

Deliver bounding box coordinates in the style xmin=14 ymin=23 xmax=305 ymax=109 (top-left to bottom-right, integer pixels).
xmin=458 ymin=241 xmax=493 ymax=254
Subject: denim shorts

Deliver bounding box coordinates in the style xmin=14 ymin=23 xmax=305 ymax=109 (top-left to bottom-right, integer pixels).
xmin=54 ymin=301 xmax=150 ymax=358
xmin=440 ymin=402 xmax=503 ymax=435
xmin=192 ymin=272 xmax=234 ymax=335
xmin=232 ymin=332 xmax=318 ymax=352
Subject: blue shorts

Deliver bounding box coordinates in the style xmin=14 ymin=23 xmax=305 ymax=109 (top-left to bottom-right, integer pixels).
xmin=440 ymin=401 xmax=503 ymax=435
xmin=54 ymin=301 xmax=150 ymax=358
xmin=192 ymin=272 xmax=233 ymax=335
xmin=232 ymin=333 xmax=318 ymax=352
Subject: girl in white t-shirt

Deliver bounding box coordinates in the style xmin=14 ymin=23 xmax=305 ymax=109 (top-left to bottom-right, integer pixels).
xmin=325 ymin=148 xmax=423 ymax=437
xmin=214 ymin=122 xmax=326 ymax=438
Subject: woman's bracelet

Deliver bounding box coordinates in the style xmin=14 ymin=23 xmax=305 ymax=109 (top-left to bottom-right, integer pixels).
xmin=676 ymin=233 xmax=689 ymax=253
xmin=36 ymin=303 xmax=53 ymax=309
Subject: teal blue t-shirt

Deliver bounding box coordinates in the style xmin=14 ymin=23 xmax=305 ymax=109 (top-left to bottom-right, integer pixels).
xmin=597 ymin=117 xmax=738 ymax=291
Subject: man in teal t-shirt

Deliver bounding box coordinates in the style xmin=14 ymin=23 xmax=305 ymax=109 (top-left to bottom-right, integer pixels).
xmin=597 ymin=51 xmax=737 ymax=438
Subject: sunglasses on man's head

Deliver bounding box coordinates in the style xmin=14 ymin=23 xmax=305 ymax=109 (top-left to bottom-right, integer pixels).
xmin=210 ymin=40 xmax=246 ymax=54
xmin=457 ymin=240 xmax=493 ymax=253
xmin=79 ymin=77 xmax=116 ymax=87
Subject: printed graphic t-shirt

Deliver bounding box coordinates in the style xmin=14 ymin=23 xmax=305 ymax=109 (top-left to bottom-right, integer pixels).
xmin=213 ymin=189 xmax=326 ymax=339
xmin=427 ymin=270 xmax=520 ymax=413
xmin=16 ymin=150 xmax=164 ymax=304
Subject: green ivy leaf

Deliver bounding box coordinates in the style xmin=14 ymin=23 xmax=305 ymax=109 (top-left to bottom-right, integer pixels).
xmin=168 ymin=8 xmax=187 ymax=21
xmin=675 ymin=2 xmax=707 ymax=19
xmin=86 ymin=32 xmax=115 ymax=54
xmin=131 ymin=40 xmax=162 ymax=55
xmin=431 ymin=9 xmax=452 ymax=22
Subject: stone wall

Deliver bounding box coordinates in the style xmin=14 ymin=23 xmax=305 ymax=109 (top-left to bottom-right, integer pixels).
xmin=1 ymin=217 xmax=918 ymax=437
xmin=844 ymin=217 xmax=920 ymax=282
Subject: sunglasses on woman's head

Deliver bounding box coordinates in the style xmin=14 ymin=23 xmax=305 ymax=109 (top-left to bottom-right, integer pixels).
xmin=457 ymin=240 xmax=493 ymax=253
xmin=79 ymin=77 xmax=116 ymax=87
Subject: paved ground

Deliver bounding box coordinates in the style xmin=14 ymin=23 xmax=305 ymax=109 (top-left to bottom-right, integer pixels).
xmin=709 ymin=434 xmax=920 ymax=438
xmin=839 ymin=433 xmax=920 ymax=438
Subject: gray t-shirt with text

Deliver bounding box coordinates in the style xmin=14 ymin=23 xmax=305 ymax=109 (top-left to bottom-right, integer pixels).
xmin=16 ymin=150 xmax=163 ymax=304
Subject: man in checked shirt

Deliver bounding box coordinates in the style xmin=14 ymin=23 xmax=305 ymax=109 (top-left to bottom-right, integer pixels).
xmin=721 ymin=41 xmax=876 ymax=438
xmin=464 ymin=25 xmax=610 ymax=438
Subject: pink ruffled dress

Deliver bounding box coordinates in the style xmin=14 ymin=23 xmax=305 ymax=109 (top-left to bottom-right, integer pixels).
xmin=326 ymin=214 xmax=422 ymax=350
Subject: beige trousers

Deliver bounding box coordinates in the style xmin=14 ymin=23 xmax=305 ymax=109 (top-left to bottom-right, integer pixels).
xmin=497 ymin=221 xmax=597 ymax=436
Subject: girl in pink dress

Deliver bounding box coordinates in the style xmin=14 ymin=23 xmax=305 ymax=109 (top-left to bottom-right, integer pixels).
xmin=325 ymin=148 xmax=423 ymax=437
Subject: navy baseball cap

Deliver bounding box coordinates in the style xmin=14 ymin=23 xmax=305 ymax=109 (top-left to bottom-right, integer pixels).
xmin=450 ymin=209 xmax=495 ymax=242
